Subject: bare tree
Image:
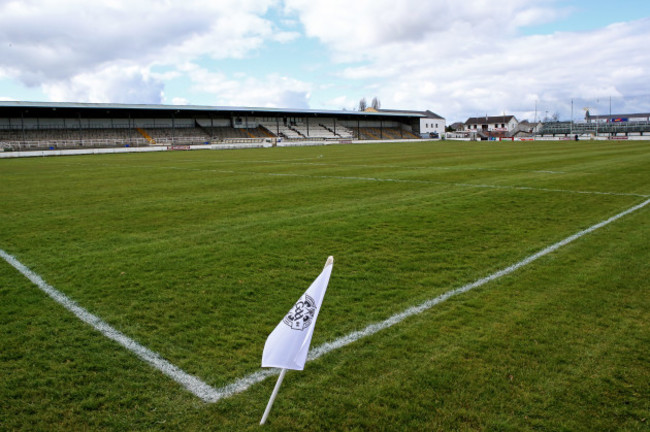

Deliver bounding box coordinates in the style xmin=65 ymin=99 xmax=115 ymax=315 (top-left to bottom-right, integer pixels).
xmin=358 ymin=97 xmax=367 ymax=111
xmin=371 ymin=97 xmax=381 ymax=110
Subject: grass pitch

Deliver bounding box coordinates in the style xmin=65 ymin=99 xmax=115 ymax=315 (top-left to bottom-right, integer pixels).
xmin=1 ymin=140 xmax=648 ymax=430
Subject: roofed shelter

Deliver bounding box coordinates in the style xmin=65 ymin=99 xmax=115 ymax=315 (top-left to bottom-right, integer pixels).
xmin=0 ymin=101 xmax=427 ymax=150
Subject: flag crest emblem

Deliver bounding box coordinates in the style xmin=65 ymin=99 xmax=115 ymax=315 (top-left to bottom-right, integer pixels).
xmin=260 ymin=256 xmax=334 ymax=424
xmin=262 ymin=256 xmax=333 ymax=371
xmin=283 ymin=294 xmax=316 ymax=331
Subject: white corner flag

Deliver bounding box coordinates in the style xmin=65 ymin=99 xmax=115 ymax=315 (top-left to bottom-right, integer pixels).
xmin=260 ymin=256 xmax=334 ymax=425
xmin=262 ymin=256 xmax=334 ymax=370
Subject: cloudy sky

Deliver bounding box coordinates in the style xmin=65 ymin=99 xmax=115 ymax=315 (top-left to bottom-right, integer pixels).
xmin=1 ymin=0 xmax=649 ymax=122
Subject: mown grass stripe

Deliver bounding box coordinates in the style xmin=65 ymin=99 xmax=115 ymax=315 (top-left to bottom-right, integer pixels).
xmin=175 ymin=158 xmax=571 ymax=174
xmin=63 ymin=161 xmax=649 ymax=198
xmin=256 ymin=171 xmax=649 ymax=198
xmin=214 ymin=198 xmax=650 ymax=402
xmin=0 ymin=249 xmax=222 ymax=403
xmin=57 ymin=160 xmax=647 ymax=198
xmin=2 ymin=198 xmax=647 ymax=404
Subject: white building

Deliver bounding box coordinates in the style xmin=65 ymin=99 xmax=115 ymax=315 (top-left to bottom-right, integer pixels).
xmin=464 ymin=115 xmax=519 ymax=136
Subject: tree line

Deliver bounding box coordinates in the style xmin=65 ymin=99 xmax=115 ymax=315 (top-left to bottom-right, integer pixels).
xmin=358 ymin=97 xmax=381 ymax=111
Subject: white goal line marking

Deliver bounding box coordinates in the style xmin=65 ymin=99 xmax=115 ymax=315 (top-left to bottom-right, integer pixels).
xmin=0 ymin=250 xmax=222 ymax=403
xmin=1 ymin=198 xmax=648 ymax=404
xmin=209 ymin=197 xmax=650 ymax=402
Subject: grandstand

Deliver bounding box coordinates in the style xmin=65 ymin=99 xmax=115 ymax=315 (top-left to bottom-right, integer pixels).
xmin=260 ymin=119 xmax=359 ymax=140
xmin=0 ymin=102 xmax=426 ymax=151
xmin=536 ymin=119 xmax=650 ymax=138
xmin=366 ymin=108 xmax=446 ymax=138
xmin=355 ymin=127 xmax=420 ymax=140
xmin=585 ymin=111 xmax=650 ymax=123
xmin=533 ymin=110 xmax=650 ymax=138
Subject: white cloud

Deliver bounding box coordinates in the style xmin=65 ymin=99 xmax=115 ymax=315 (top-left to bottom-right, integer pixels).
xmin=286 ymin=0 xmax=650 ymax=120
xmin=41 ymin=64 xmax=164 ymax=104
xmin=0 ymin=0 xmax=284 ymax=102
xmin=171 ymin=97 xmax=190 ymax=106
xmin=181 ymin=63 xmax=312 ymax=108
xmin=322 ymin=95 xmax=356 ymax=111
xmin=284 ymin=0 xmax=562 ymax=56
xmin=1 ymin=0 xmax=649 ymax=121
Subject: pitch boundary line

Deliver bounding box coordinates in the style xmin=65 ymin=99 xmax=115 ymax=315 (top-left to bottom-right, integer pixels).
xmin=1 ymin=198 xmax=648 ymax=404
xmin=0 ymin=249 xmax=222 ymax=403
xmin=204 ymin=168 xmax=649 ymax=198
xmin=59 ymin=162 xmax=648 ymax=198
xmin=175 ymin=158 xmax=571 ymax=175
xmin=210 ymin=198 xmax=650 ymax=402
xmin=256 ymin=171 xmax=649 ymax=198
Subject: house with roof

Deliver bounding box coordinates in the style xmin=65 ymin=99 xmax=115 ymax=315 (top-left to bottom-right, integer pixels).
xmin=464 ymin=115 xmax=519 ymax=138
xmin=449 ymin=122 xmax=465 ymax=131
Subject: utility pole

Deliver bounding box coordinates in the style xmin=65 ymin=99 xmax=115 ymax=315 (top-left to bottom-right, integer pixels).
xmin=609 ymin=96 xmax=612 ymax=119
xmin=571 ymin=99 xmax=573 ymax=136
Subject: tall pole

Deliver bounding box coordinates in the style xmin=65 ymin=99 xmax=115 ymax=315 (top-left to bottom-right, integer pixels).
xmin=571 ymin=99 xmax=573 ymax=136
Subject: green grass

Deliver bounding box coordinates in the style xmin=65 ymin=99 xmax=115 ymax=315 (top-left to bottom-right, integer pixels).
xmin=1 ymin=140 xmax=648 ymax=430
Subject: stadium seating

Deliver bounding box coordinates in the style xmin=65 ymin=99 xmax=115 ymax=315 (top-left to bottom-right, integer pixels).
xmin=318 ymin=121 xmax=355 ymax=139
xmin=537 ymin=120 xmax=650 ymax=137
xmin=140 ymin=127 xmax=210 ymax=144
xmin=0 ymin=120 xmax=423 ymax=151
xmin=0 ymin=128 xmax=150 ymax=150
xmin=352 ymin=127 xmax=418 ymax=140
xmin=259 ymin=122 xmax=304 ymax=139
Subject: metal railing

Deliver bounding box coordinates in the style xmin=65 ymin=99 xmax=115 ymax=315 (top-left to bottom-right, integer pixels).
xmin=0 ymin=135 xmax=215 ymax=151
xmin=537 ymin=121 xmax=650 ymax=136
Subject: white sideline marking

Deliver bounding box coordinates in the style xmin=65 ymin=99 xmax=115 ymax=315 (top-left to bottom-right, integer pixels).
xmin=0 ymin=250 xmax=222 ymax=403
xmin=3 ymin=198 xmax=648 ymax=403
xmin=210 ymin=198 xmax=650 ymax=401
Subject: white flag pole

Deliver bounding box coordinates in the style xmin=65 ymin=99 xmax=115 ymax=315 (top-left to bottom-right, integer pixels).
xmin=260 ymin=256 xmax=334 ymax=425
xmin=260 ymin=368 xmax=287 ymax=425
